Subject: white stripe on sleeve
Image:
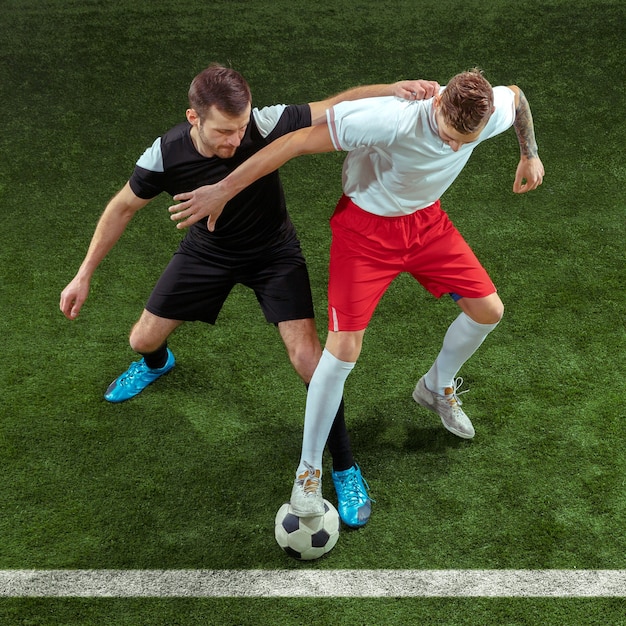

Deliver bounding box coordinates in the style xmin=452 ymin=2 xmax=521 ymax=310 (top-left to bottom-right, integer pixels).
xmin=252 ymin=105 xmax=288 ymax=138
xmin=136 ymin=137 xmax=164 ymax=172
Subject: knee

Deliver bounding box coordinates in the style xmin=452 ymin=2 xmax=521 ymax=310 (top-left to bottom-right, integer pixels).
xmin=461 ymin=295 xmax=504 ymax=325
xmin=278 ymin=319 xmax=322 ymax=383
xmin=129 ymin=324 xmax=161 ymax=355
xmin=325 ymin=331 xmax=364 ymax=363
xmin=476 ymin=302 xmax=504 ymax=326
xmin=487 ymin=299 xmax=505 ymax=324
xmin=287 ymin=342 xmax=320 ymax=384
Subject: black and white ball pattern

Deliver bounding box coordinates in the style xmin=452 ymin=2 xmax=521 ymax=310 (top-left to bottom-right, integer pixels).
xmin=274 ymin=499 xmax=340 ymax=560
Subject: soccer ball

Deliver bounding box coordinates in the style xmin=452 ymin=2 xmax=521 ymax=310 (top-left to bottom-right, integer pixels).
xmin=274 ymin=499 xmax=340 ymax=560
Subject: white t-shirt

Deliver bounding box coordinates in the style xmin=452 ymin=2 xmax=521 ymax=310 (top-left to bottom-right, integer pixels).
xmin=327 ymin=86 xmax=516 ymax=216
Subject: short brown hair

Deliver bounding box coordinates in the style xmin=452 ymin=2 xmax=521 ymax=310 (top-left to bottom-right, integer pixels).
xmin=439 ymin=69 xmax=494 ymax=134
xmin=188 ymin=64 xmax=251 ymax=120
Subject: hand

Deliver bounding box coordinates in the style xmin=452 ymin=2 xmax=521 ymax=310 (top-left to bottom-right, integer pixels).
xmin=513 ymin=156 xmax=545 ymax=193
xmin=60 ymin=275 xmax=90 ymax=320
xmin=169 ymin=184 xmax=228 ymax=232
xmin=393 ymin=80 xmax=440 ymax=101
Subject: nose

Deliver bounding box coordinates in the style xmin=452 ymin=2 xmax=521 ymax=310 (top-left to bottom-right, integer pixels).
xmin=449 ymin=140 xmax=461 ymax=152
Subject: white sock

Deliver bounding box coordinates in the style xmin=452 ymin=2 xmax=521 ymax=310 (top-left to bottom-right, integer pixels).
xmin=424 ymin=312 xmax=499 ymax=395
xmin=297 ymin=349 xmax=355 ymax=477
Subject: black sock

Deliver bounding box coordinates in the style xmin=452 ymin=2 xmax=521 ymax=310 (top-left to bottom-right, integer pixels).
xmin=143 ymin=343 xmax=169 ymax=369
xmin=327 ymin=397 xmax=356 ymax=472
xmin=305 ymin=383 xmax=355 ymax=472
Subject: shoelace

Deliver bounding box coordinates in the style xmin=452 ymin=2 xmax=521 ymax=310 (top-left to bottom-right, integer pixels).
xmin=298 ymin=462 xmax=321 ymax=495
xmin=119 ymin=360 xmax=148 ymax=386
xmin=337 ymin=472 xmax=371 ymax=506
xmin=446 ymin=377 xmax=469 ymax=407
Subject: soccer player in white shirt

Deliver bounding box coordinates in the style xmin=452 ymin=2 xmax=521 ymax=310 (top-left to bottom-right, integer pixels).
xmin=171 ymin=69 xmax=545 ymax=517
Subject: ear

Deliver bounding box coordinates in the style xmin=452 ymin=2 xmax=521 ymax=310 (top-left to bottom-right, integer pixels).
xmin=186 ymin=108 xmax=200 ymax=126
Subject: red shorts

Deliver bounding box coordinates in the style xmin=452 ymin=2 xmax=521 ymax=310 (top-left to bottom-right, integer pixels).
xmin=328 ymin=195 xmax=497 ymax=332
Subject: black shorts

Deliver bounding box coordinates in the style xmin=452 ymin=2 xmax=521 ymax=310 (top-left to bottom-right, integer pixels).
xmin=145 ymin=242 xmax=315 ymax=325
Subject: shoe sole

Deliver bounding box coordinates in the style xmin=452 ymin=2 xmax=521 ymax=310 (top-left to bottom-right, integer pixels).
xmin=412 ymin=387 xmax=475 ymax=439
xmin=288 ymin=502 xmax=324 ymax=518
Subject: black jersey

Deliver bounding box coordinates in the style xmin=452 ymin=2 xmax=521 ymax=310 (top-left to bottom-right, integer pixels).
xmin=129 ymin=104 xmax=311 ymax=259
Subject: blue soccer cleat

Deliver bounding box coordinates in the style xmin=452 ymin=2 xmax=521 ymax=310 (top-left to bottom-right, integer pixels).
xmin=332 ymin=464 xmax=372 ymax=528
xmin=104 ymin=348 xmax=175 ymax=403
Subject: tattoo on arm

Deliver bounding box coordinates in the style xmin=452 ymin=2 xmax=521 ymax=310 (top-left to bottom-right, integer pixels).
xmin=514 ymin=89 xmax=539 ymax=159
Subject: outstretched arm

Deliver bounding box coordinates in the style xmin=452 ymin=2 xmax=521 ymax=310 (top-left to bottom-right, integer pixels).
xmin=59 ymin=182 xmax=149 ymax=319
xmin=309 ymin=79 xmax=439 ymax=125
xmin=169 ymin=125 xmax=335 ymax=232
xmin=508 ymin=85 xmax=545 ymax=193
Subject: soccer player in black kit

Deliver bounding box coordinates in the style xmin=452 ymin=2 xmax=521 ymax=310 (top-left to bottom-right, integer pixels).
xmin=60 ymin=63 xmax=426 ymax=528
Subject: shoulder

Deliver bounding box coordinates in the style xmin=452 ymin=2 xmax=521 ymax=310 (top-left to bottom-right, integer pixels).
xmin=493 ymin=85 xmax=516 ymax=109
xmin=332 ymin=96 xmax=423 ymax=129
xmin=481 ymin=86 xmax=516 ymax=136
xmin=136 ymin=122 xmax=193 ymax=171
xmin=252 ymin=104 xmax=312 ymax=139
xmin=329 ymin=96 xmax=421 ymax=150
xmin=330 ymin=97 xmax=406 ymax=132
xmin=333 ymin=95 xmax=402 ymax=117
xmin=136 ymin=136 xmax=163 ymax=172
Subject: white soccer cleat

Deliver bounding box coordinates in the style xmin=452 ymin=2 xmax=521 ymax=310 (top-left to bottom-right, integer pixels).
xmin=289 ymin=461 xmax=324 ymax=517
xmin=413 ymin=376 xmax=475 ymax=439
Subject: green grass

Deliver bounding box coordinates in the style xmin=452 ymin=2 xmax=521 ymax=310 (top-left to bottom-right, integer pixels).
xmin=2 ymin=598 xmax=626 ymax=626
xmin=1 ymin=0 xmax=625 ymax=623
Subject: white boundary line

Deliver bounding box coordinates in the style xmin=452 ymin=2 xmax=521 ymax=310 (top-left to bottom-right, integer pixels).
xmin=1 ymin=570 xmax=625 ymax=597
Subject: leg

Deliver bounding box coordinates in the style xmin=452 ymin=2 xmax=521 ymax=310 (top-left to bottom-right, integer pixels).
xmin=130 ymin=309 xmax=184 ymax=355
xmin=289 ymin=331 xmax=363 ymax=517
xmin=107 ymin=245 xmax=233 ymax=402
xmin=104 ymin=310 xmax=182 ymax=403
xmin=289 ymin=197 xmax=386 ymax=518
xmin=425 ymin=293 xmax=503 ymax=393
xmin=298 ymin=329 xmax=365 ymax=471
xmin=403 ymin=207 xmax=504 ymax=437
xmin=277 ymin=318 xmax=321 ymax=384
xmin=414 ymin=294 xmax=503 ymax=438
xmin=457 ymin=292 xmax=504 ymax=325
xmin=278 ymin=319 xmax=354 ymax=472
xmin=280 ymin=321 xmax=371 ymax=526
